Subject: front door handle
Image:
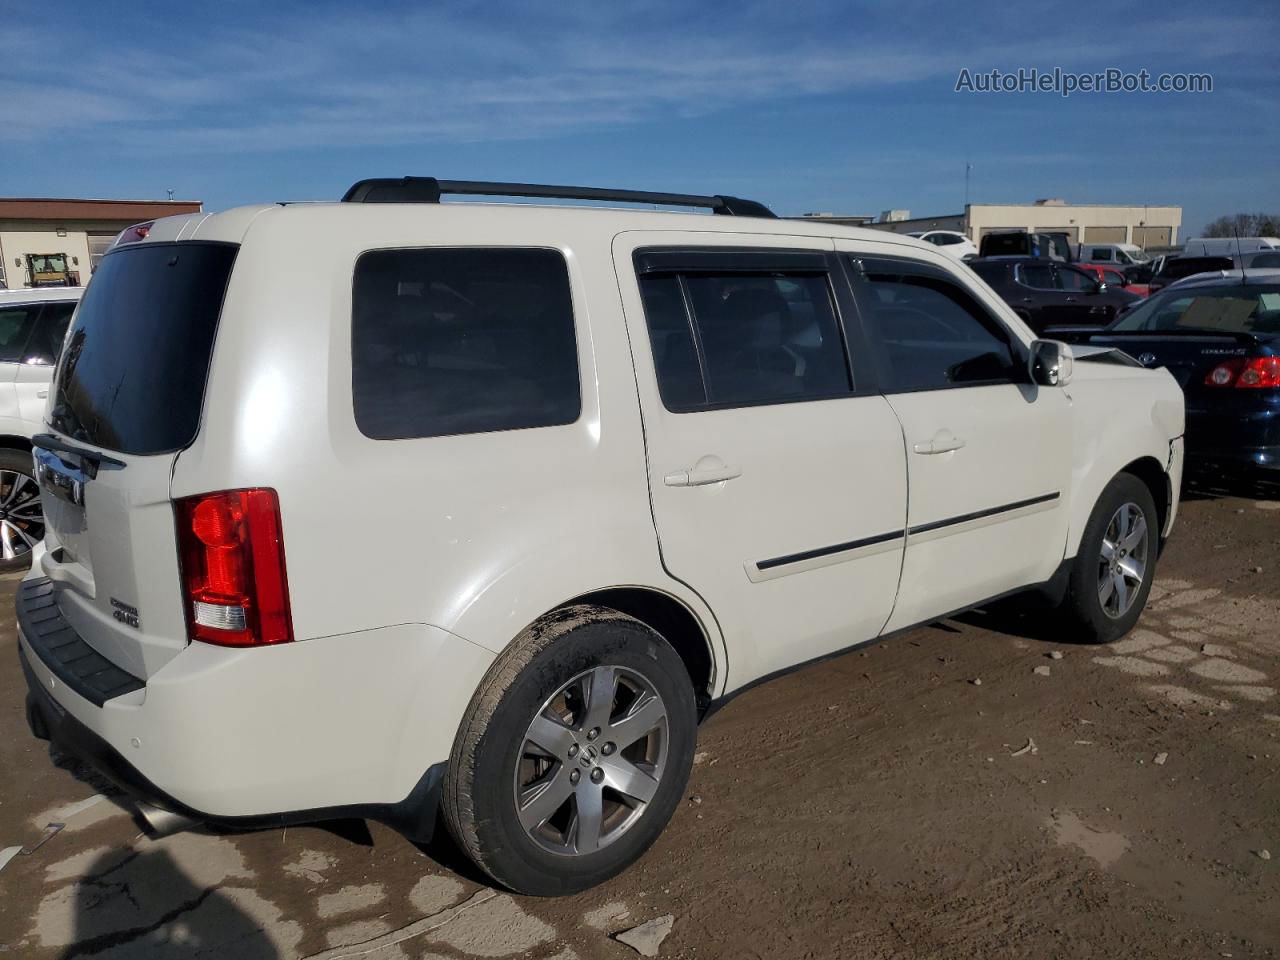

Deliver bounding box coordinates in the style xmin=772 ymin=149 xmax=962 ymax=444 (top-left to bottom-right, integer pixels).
xmin=36 ymin=390 xmax=49 ymax=399
xmin=913 ymin=431 xmax=966 ymax=455
xmin=664 ymin=464 xmax=743 ymax=487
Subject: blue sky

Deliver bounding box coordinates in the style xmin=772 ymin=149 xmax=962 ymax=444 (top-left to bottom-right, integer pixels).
xmin=2 ymin=0 xmax=1276 ymax=234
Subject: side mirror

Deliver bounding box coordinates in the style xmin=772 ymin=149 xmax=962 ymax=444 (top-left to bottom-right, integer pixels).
xmin=1029 ymin=339 xmax=1073 ymax=387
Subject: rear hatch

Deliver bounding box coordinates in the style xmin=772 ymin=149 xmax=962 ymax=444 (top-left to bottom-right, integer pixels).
xmin=34 ymin=241 xmax=237 ymax=682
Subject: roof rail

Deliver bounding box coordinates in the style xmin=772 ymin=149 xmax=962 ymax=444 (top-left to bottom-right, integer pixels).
xmin=340 ymin=177 xmax=775 ymax=218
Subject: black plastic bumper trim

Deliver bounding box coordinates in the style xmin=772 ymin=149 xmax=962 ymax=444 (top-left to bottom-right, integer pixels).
xmin=17 ymin=577 xmax=145 ymax=707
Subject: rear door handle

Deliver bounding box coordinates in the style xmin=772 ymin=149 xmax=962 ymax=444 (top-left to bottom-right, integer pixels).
xmin=913 ymin=431 xmax=966 ymax=455
xmin=36 ymin=390 xmax=48 ymax=399
xmin=664 ymin=464 xmax=743 ymax=487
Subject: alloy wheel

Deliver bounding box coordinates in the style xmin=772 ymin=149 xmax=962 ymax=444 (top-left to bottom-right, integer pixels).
xmin=514 ymin=665 xmax=668 ymax=856
xmin=1097 ymin=501 xmax=1149 ymax=619
xmin=0 ymin=470 xmax=43 ymax=562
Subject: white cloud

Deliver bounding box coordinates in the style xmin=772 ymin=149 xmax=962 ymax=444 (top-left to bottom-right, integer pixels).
xmin=1 ymin=3 xmax=1273 ymax=153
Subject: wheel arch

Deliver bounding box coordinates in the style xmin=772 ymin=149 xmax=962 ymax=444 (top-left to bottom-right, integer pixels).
xmin=1119 ymin=455 xmax=1171 ymax=544
xmin=560 ymin=586 xmax=719 ymax=714
xmin=0 ymin=434 xmax=33 ymax=453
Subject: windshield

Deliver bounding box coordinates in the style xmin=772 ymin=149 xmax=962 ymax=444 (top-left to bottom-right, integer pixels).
xmin=1111 ymin=283 xmax=1280 ymax=334
xmin=1124 ymin=248 xmax=1150 ymax=263
xmin=50 ymin=242 xmax=238 ymax=455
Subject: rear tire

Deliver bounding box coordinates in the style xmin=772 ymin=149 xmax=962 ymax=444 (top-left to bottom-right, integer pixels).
xmin=0 ymin=449 xmax=43 ymax=573
xmin=442 ymin=605 xmax=697 ymax=896
xmin=1060 ymin=472 xmax=1159 ymax=644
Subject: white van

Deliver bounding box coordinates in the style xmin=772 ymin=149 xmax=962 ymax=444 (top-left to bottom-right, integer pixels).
xmin=1181 ymin=237 xmax=1280 ymax=258
xmin=20 ymin=178 xmax=1185 ymax=895
xmin=1075 ymin=242 xmax=1150 ymax=266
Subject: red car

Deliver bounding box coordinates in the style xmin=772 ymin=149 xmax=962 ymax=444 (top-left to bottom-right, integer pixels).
xmin=1076 ymin=263 xmax=1149 ymax=298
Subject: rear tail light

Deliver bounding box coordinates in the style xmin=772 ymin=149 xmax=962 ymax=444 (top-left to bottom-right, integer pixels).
xmin=175 ymin=489 xmax=293 ymax=647
xmin=1204 ymin=357 xmax=1280 ymax=388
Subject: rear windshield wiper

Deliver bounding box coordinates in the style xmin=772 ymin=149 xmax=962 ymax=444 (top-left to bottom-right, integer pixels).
xmin=32 ymin=434 xmax=127 ymax=471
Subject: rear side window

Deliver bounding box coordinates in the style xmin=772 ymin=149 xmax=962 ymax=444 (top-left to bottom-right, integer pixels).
xmin=0 ymin=305 xmax=41 ymax=362
xmin=51 ymin=243 xmax=237 ymax=455
xmin=352 ymin=248 xmax=580 ymax=440
xmin=853 ymin=260 xmax=1020 ymax=393
xmin=637 ymin=270 xmax=852 ymax=410
xmin=1016 ymin=263 xmax=1055 ymax=289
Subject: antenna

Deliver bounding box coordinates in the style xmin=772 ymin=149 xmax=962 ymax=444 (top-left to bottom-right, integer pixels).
xmin=1235 ymin=226 xmax=1249 ymax=283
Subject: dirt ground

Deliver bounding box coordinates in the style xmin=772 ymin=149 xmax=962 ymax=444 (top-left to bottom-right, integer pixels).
xmin=1 ymin=484 xmax=1277 ymax=959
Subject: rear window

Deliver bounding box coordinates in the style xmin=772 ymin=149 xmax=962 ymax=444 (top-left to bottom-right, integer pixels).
xmin=979 ymin=234 xmax=1028 ymax=257
xmin=50 ymin=243 xmax=237 ymax=455
xmin=352 ymin=248 xmax=580 ymax=440
xmin=1112 ymin=284 xmax=1280 ymax=334
xmin=1160 ymin=256 xmax=1233 ymax=279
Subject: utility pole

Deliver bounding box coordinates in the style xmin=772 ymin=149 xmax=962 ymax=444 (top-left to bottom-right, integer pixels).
xmin=964 ymin=161 xmax=972 ymax=209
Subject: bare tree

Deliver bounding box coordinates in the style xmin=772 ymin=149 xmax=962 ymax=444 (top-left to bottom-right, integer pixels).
xmin=1202 ymin=212 xmax=1280 ymax=237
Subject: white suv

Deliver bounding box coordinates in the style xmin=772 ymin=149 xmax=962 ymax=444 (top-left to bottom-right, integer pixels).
xmin=0 ymin=287 xmax=82 ymax=570
xmin=906 ymin=229 xmax=979 ymax=261
xmin=20 ymin=179 xmax=1184 ymax=896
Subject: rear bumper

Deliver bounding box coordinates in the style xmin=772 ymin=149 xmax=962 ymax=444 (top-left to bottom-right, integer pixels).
xmin=17 ymin=575 xmax=495 ymax=840
xmin=1185 ymin=402 xmax=1280 ymax=471
xmin=22 ymin=646 xmax=444 ymax=839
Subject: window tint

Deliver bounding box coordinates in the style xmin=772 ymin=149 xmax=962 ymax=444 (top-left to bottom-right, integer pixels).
xmin=51 ymin=244 xmax=237 ymax=455
xmin=638 ymin=270 xmax=851 ymax=410
xmin=24 ymin=301 xmax=75 ymax=365
xmin=1103 ymin=270 xmax=1126 ymax=286
xmin=352 ymin=248 xmax=579 ymax=440
xmin=1017 ymin=263 xmax=1056 ymax=289
xmin=855 ymin=263 xmax=1020 ymax=393
xmin=0 ymin=305 xmax=40 ymax=362
xmin=1091 ymin=248 xmax=1113 ymax=261
xmin=980 ymin=233 xmax=1028 ymax=257
xmin=1057 ymin=267 xmax=1096 ymax=292
xmin=932 ymin=233 xmax=963 ymax=246
xmin=969 ymin=262 xmax=1007 ymax=285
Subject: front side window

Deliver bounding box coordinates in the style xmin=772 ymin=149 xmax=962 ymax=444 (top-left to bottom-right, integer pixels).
xmin=352 ymin=248 xmax=580 ymax=440
xmin=638 ymin=269 xmax=852 ymax=410
xmin=1057 ymin=266 xmax=1096 ymax=292
xmin=854 ymin=261 xmax=1020 ymax=393
xmin=25 ymin=302 xmax=75 ymax=365
xmin=1103 ymin=270 xmax=1127 ymax=286
xmin=1091 ymin=248 xmax=1113 ymax=261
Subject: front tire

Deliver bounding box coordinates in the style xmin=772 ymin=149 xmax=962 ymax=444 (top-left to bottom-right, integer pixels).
xmin=1060 ymin=472 xmax=1159 ymax=644
xmin=442 ymin=605 xmax=697 ymax=896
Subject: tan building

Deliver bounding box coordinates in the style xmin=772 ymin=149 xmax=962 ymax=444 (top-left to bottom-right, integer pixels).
xmin=853 ymin=199 xmax=1182 ymax=250
xmin=0 ymin=197 xmax=203 ymax=289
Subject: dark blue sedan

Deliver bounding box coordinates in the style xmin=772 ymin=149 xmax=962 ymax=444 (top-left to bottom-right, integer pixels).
xmin=1051 ymin=270 xmax=1280 ymax=475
